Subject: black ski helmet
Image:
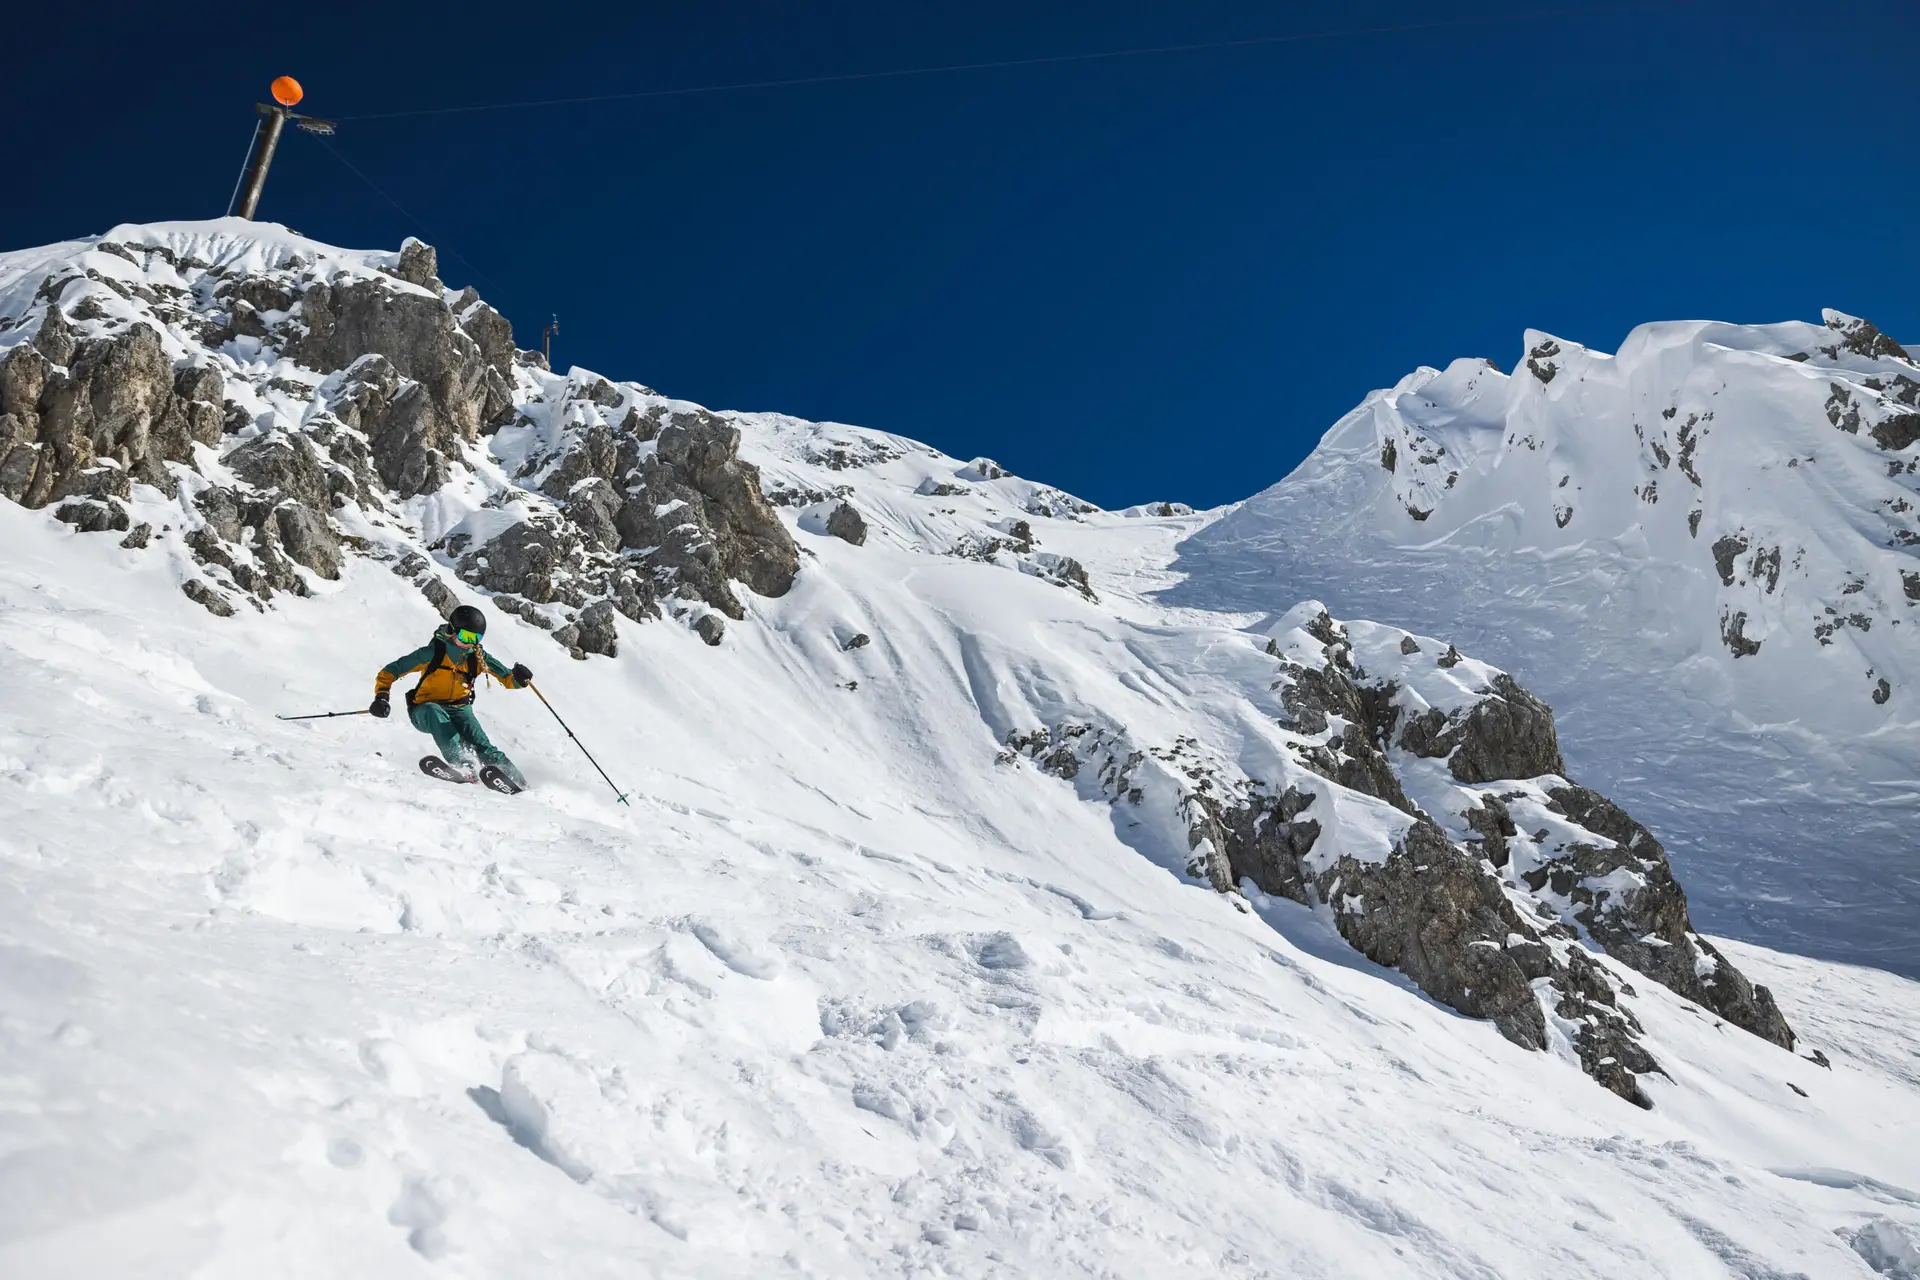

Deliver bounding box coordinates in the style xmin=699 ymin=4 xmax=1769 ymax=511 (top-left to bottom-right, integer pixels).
xmin=448 ymin=604 xmax=486 ymax=637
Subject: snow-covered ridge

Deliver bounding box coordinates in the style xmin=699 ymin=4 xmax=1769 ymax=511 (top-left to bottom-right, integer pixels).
xmin=2 ymin=221 xmax=1917 ymax=1276
xmin=1356 ymin=314 xmax=1918 ymax=711
xmin=1171 ymin=311 xmax=1920 ymax=975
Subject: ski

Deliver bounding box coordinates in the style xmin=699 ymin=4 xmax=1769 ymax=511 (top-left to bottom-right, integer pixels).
xmin=480 ymin=765 xmax=523 ymax=795
xmin=418 ymin=755 xmax=476 ymax=785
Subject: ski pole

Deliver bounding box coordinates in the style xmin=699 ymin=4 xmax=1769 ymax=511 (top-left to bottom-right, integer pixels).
xmin=277 ymin=709 xmax=371 ymax=721
xmin=528 ymin=683 xmax=630 ymax=806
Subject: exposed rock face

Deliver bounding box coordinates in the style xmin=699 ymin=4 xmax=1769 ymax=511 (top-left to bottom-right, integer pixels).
xmin=292 ymin=273 xmax=514 ymax=457
xmin=824 ymin=500 xmax=868 ymax=546
xmin=999 ymin=604 xmax=1794 ymax=1106
xmin=0 ymin=230 xmax=801 ymax=646
xmin=1024 ymin=552 xmax=1095 ymax=601
xmin=1541 ymin=785 xmax=1793 ymax=1047
xmin=503 ymin=402 xmax=799 ymax=625
xmin=644 ymin=414 xmax=801 ymax=609
xmin=0 ymin=312 xmax=224 ymax=512
xmin=1824 ymin=308 xmax=1912 ymax=363
xmin=456 ymin=512 xmax=656 ymax=657
xmin=1397 ymin=673 xmax=1565 ymax=784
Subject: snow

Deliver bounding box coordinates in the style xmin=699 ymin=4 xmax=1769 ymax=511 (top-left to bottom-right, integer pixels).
xmin=2 ymin=223 xmax=1918 ymax=1275
xmin=1170 ymin=316 xmax=1920 ymax=975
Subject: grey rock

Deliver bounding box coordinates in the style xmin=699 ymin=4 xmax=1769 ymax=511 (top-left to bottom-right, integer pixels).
xmin=391 ymin=238 xmax=441 ymax=290
xmin=1871 ymin=412 xmax=1920 ymax=453
xmin=1825 ymin=310 xmax=1911 ymax=362
xmin=194 ymin=486 xmax=247 ymax=543
xmin=54 ymin=497 xmax=130 ymax=533
xmin=119 ymin=522 xmax=153 ymax=549
xmin=1204 ymin=780 xmax=1658 ymax=1106
xmin=563 ymin=476 xmax=622 ymax=552
xmin=461 ymin=517 xmax=567 ymax=603
xmin=272 ymin=503 xmax=343 ymax=579
xmin=227 ymin=431 xmax=333 ymax=511
xmin=1526 ymin=338 xmax=1560 ymax=384
xmin=456 ymin=300 xmax=517 ymax=377
xmin=842 ymin=632 xmax=871 ymax=651
xmin=297 ymin=271 xmax=511 ymax=455
xmin=33 ymin=303 xmax=77 ymax=366
xmin=694 ymin=613 xmax=726 ymax=646
xmin=181 ymin=579 xmax=235 ymax=617
xmin=0 ymin=438 xmax=45 ymax=504
xmin=1226 ymin=611 xmax=1790 ymax=1096
xmin=56 ymin=462 xmax=131 ymax=504
xmin=535 ymin=421 xmax=618 ymax=502
xmin=1398 ymin=674 xmax=1566 ymax=784
xmin=151 ymin=363 xmax=225 ymax=462
xmin=1543 ymin=784 xmax=1794 ymax=1048
xmin=1041 ymin=555 xmax=1096 ymax=601
xmin=325 ymin=356 xmax=454 ymax=499
xmin=611 ymin=411 xmax=799 ymax=618
xmin=1712 ymin=534 xmax=1748 ymax=586
xmin=0 ymin=311 xmax=226 ymax=511
xmin=1214 ymin=786 xmax=1320 ymax=902
xmin=1463 ymin=794 xmax=1516 ymax=868
xmin=1321 ymin=820 xmax=1553 ymax=1051
xmin=419 ymin=576 xmax=458 ymax=618
xmin=456 ymin=506 xmax=660 ymax=656
xmin=824 ymin=500 xmax=868 ymax=546
xmin=1720 ymin=609 xmax=1762 ymax=658
xmin=578 ymin=377 xmax=623 ymax=408
xmin=574 ymin=600 xmax=619 ymax=658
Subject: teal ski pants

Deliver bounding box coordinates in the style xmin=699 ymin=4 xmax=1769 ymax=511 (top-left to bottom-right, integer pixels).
xmin=409 ymin=701 xmax=527 ymax=787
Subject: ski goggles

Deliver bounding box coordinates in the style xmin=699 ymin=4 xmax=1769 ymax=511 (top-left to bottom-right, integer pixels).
xmin=453 ymin=629 xmax=481 ymax=646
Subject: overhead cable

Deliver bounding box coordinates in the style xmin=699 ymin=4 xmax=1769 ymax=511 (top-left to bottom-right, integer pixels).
xmin=303 ymin=133 xmax=502 ymax=291
xmin=336 ymin=0 xmax=1694 ymax=123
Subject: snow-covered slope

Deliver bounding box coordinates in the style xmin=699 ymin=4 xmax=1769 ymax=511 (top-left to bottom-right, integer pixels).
xmin=3 ymin=223 xmax=1918 ymax=1277
xmin=1170 ymin=317 xmax=1920 ymax=976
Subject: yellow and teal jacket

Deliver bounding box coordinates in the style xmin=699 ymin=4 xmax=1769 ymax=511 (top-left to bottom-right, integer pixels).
xmin=375 ymin=626 xmax=525 ymax=706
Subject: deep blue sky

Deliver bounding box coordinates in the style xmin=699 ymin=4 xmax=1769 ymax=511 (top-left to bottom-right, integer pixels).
xmin=7 ymin=1 xmax=1916 ymax=508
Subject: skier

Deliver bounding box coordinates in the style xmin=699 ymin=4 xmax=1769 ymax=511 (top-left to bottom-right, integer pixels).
xmin=369 ymin=604 xmax=534 ymax=791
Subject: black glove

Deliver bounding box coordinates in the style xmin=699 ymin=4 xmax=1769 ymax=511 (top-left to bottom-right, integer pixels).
xmin=511 ymin=664 xmax=533 ymax=685
xmin=369 ymin=695 xmax=390 ymax=719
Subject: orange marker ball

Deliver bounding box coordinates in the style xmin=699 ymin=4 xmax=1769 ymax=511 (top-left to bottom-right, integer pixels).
xmin=271 ymin=76 xmax=303 ymax=107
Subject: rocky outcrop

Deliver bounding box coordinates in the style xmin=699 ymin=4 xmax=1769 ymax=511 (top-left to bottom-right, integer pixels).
xmin=999 ymin=606 xmax=1795 ymax=1106
xmin=0 ymin=231 xmax=803 ymax=649
xmin=1023 ymin=552 xmax=1096 ymax=601
xmin=1397 ymin=673 xmax=1564 ymax=783
xmin=1539 ymin=785 xmax=1793 ymax=1047
xmin=292 ymin=263 xmax=514 ymax=457
xmin=1007 ymin=710 xmax=1665 ymax=1107
xmin=0 ymin=310 xmax=225 ymax=511
xmin=495 ymin=400 xmax=799 ymax=629
xmin=1824 ymin=308 xmax=1912 ymax=363
xmin=454 ymin=511 xmax=657 ymax=658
